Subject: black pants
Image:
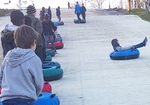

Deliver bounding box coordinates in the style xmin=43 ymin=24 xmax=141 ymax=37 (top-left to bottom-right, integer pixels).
xmin=82 ymin=13 xmax=86 ymax=20
xmin=35 ymin=45 xmax=44 ymax=62
xmin=77 ymin=13 xmax=81 ymax=21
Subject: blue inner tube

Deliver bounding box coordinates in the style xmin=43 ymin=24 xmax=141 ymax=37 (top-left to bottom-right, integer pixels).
xmin=110 ymin=49 xmax=140 ymax=60
xmin=54 ymin=21 xmax=64 ymax=26
xmin=0 ymin=93 xmax=60 ymax=105
xmin=42 ymin=61 xmax=61 ymax=68
xmin=34 ymin=92 xmax=60 ymax=105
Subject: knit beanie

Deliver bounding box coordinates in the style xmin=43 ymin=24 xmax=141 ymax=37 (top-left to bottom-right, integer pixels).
xmin=26 ymin=5 xmax=36 ymax=14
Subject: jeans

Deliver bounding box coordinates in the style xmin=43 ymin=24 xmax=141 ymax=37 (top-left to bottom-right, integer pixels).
xmin=81 ymin=13 xmax=86 ymax=20
xmin=133 ymin=41 xmax=145 ymax=49
xmin=77 ymin=13 xmax=81 ymax=21
xmin=2 ymin=98 xmax=34 ymax=105
xmin=44 ymin=35 xmax=56 ymax=51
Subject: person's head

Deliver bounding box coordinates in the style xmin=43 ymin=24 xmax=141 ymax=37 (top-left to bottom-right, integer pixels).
xmin=14 ymin=25 xmax=38 ymax=51
xmin=26 ymin=5 xmax=36 ymax=15
xmin=111 ymin=39 xmax=120 ymax=51
xmin=48 ymin=6 xmax=51 ymax=9
xmin=58 ymin=6 xmax=60 ymax=9
xmin=44 ymin=12 xmax=50 ymax=21
xmin=10 ymin=10 xmax=25 ymax=26
xmin=42 ymin=7 xmax=45 ymax=11
xmin=76 ymin=2 xmax=79 ymax=4
xmin=24 ymin=15 xmax=32 ymax=26
xmin=82 ymin=3 xmax=84 ymax=6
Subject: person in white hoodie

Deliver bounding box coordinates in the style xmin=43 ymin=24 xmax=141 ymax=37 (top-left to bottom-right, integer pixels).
xmin=0 ymin=25 xmax=44 ymax=105
xmin=1 ymin=10 xmax=25 ymax=57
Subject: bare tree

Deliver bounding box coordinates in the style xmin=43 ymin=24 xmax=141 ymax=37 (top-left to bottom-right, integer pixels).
xmin=87 ymin=0 xmax=106 ymax=9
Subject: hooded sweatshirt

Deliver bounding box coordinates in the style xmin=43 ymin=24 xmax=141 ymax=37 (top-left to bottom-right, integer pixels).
xmin=1 ymin=24 xmax=18 ymax=57
xmin=0 ymin=48 xmax=44 ymax=101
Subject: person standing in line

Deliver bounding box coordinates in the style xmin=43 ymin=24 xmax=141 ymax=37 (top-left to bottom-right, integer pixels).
xmin=81 ymin=3 xmax=86 ymax=20
xmin=47 ymin=6 xmax=52 ymax=20
xmin=42 ymin=13 xmax=57 ymax=53
xmin=26 ymin=5 xmax=45 ymax=62
xmin=40 ymin=7 xmax=46 ymax=21
xmin=1 ymin=10 xmax=25 ymax=57
xmin=56 ymin=6 xmax=61 ymax=22
xmin=75 ymin=2 xmax=82 ymax=21
xmin=0 ymin=25 xmax=44 ymax=105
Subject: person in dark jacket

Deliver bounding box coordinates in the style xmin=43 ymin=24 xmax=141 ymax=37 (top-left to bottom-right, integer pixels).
xmin=111 ymin=37 xmax=148 ymax=52
xmin=75 ymin=2 xmax=82 ymax=21
xmin=26 ymin=5 xmax=45 ymax=62
xmin=42 ymin=13 xmax=57 ymax=53
xmin=56 ymin=6 xmax=61 ymax=22
xmin=81 ymin=3 xmax=86 ymax=20
xmin=48 ymin=6 xmax=52 ymax=21
xmin=40 ymin=7 xmax=46 ymax=21
xmin=1 ymin=10 xmax=24 ymax=57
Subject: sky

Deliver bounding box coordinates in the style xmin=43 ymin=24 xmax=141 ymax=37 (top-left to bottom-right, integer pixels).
xmin=0 ymin=0 xmax=128 ymax=9
xmin=0 ymin=0 xmax=75 ymax=9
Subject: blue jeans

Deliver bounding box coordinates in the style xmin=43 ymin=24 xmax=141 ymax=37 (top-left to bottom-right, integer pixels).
xmin=2 ymin=98 xmax=34 ymax=105
xmin=44 ymin=35 xmax=56 ymax=51
xmin=133 ymin=41 xmax=145 ymax=49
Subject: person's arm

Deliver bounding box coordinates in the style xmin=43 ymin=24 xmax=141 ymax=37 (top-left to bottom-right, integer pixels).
xmin=75 ymin=5 xmax=77 ymax=14
xmin=52 ymin=22 xmax=57 ymax=32
xmin=85 ymin=7 xmax=87 ymax=12
xmin=35 ymin=18 xmax=43 ymax=35
xmin=0 ymin=60 xmax=5 ymax=87
xmin=30 ymin=58 xmax=44 ymax=96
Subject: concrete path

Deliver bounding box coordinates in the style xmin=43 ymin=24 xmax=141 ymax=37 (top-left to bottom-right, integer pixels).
xmin=1 ymin=8 xmax=150 ymax=105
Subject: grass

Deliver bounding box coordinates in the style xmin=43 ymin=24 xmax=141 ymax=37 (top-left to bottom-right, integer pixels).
xmin=117 ymin=8 xmax=150 ymax=22
xmin=0 ymin=9 xmax=16 ymax=17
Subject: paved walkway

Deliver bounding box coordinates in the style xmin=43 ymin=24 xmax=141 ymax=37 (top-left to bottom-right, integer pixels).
xmin=1 ymin=8 xmax=150 ymax=105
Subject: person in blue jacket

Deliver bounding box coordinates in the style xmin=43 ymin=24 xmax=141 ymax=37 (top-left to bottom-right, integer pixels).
xmin=75 ymin=2 xmax=82 ymax=21
xmin=111 ymin=37 xmax=148 ymax=51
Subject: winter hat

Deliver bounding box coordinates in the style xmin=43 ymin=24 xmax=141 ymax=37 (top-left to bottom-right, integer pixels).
xmin=111 ymin=39 xmax=120 ymax=51
xmin=44 ymin=12 xmax=49 ymax=20
xmin=26 ymin=5 xmax=36 ymax=14
xmin=10 ymin=10 xmax=24 ymax=26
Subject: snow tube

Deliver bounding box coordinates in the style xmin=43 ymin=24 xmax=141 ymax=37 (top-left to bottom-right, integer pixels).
xmin=42 ymin=61 xmax=61 ymax=68
xmin=110 ymin=49 xmax=140 ymax=60
xmin=54 ymin=21 xmax=64 ymax=26
xmin=34 ymin=92 xmax=60 ymax=105
xmin=43 ymin=67 xmax=63 ymax=81
xmin=45 ymin=55 xmax=52 ymax=61
xmin=45 ymin=49 xmax=55 ymax=57
xmin=74 ymin=19 xmax=86 ymax=23
xmin=49 ymin=41 xmax=64 ymax=49
xmin=55 ymin=34 xmax=63 ymax=42
xmin=42 ymin=81 xmax=52 ymax=93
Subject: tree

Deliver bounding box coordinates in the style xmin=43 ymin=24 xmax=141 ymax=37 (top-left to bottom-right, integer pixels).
xmin=87 ymin=0 xmax=106 ymax=9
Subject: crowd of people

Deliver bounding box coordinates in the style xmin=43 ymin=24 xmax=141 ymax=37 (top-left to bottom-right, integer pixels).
xmin=0 ymin=2 xmax=87 ymax=104
xmin=0 ymin=4 xmax=59 ymax=105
